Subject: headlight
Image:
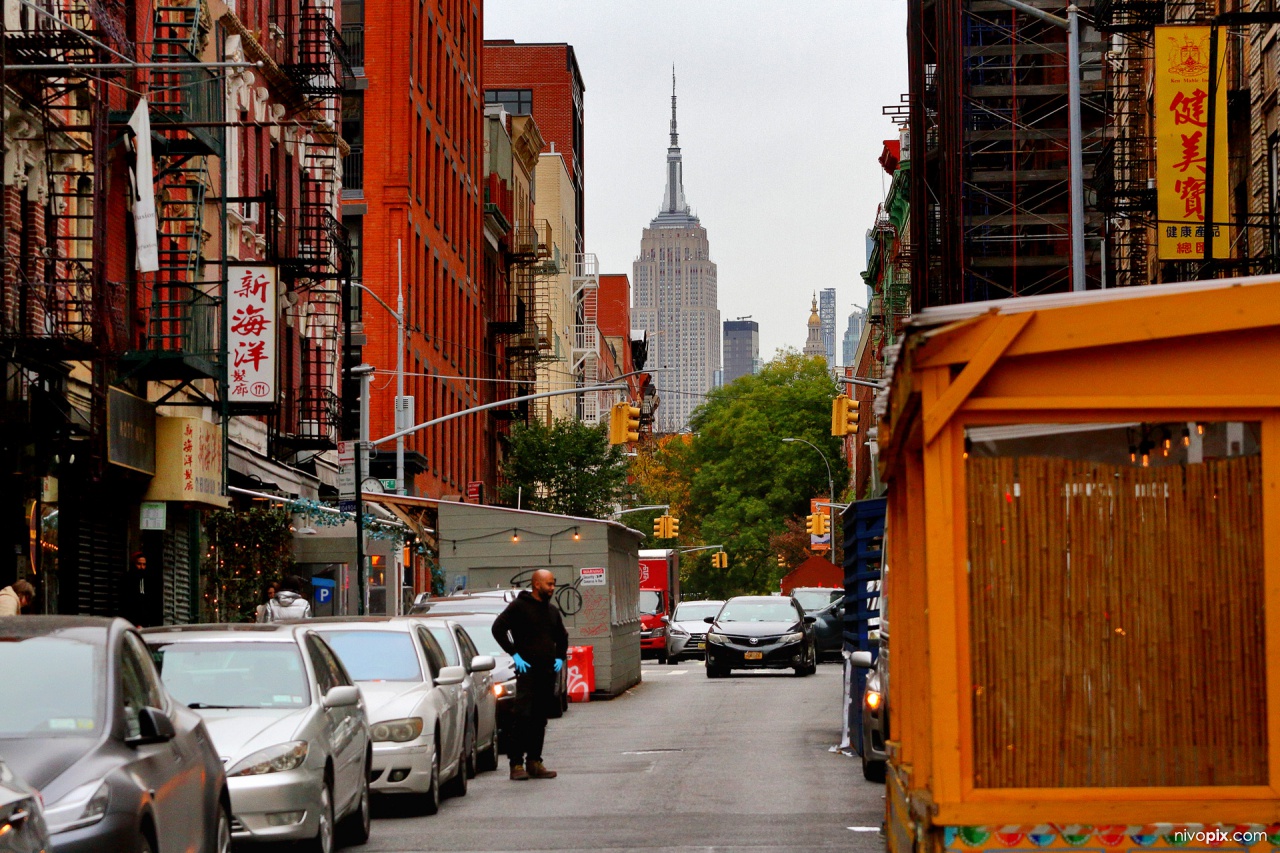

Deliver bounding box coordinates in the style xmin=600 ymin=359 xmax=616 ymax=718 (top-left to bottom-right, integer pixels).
xmin=44 ymin=780 xmax=109 ymax=833
xmin=652 ymin=626 xmax=666 ymax=637
xmin=780 ymin=632 xmax=804 ymax=644
xmin=866 ymin=689 xmax=883 ymax=711
xmin=493 ymin=679 xmax=517 ymax=699
xmin=370 ymin=717 xmax=425 ymax=743
xmin=227 ymin=741 xmax=310 ymax=776
xmin=669 ymin=625 xmax=689 ymax=636
xmin=706 ymin=632 xmax=728 ymax=645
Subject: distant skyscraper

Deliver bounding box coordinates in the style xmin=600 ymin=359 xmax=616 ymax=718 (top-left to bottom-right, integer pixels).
xmin=632 ymin=73 xmax=720 ymax=432
xmin=722 ymin=319 xmax=759 ymax=385
xmin=819 ymin=288 xmax=837 ymax=365
xmin=803 ymin=295 xmax=826 ymax=361
xmin=842 ymin=307 xmax=867 ymax=366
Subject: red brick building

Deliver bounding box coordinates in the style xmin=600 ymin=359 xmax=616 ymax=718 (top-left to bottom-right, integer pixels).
xmin=597 ymin=273 xmax=634 ymax=378
xmin=344 ymin=0 xmax=489 ymax=498
xmin=482 ymin=41 xmax=586 ymax=254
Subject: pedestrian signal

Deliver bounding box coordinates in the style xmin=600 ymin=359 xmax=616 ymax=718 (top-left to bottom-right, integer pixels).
xmin=609 ymin=400 xmax=642 ymax=444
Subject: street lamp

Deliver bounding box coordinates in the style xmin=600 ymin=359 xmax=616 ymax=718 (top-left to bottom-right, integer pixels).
xmin=782 ymin=437 xmax=836 ymax=558
xmin=351 ymin=240 xmax=406 ymax=496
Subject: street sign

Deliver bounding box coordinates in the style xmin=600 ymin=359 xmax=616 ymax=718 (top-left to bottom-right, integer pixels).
xmin=312 ymin=576 xmax=335 ymax=605
xmin=380 ymin=479 xmax=397 ymax=491
xmin=139 ymin=501 xmax=166 ymax=531
xmin=579 ymin=566 xmax=606 ymax=586
xmin=338 ymin=441 xmax=355 ymax=499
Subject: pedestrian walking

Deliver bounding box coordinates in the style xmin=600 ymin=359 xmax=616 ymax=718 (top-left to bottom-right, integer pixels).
xmin=261 ymin=575 xmax=312 ymax=621
xmin=491 ymin=569 xmax=568 ymax=781
xmin=254 ymin=582 xmax=279 ymax=623
xmin=120 ymin=551 xmax=162 ymax=627
xmin=0 ymin=579 xmax=34 ymax=616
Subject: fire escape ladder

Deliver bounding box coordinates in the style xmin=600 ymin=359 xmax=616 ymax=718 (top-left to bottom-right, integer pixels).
xmin=570 ymin=253 xmax=600 ymax=423
xmin=39 ymin=106 xmax=97 ymax=350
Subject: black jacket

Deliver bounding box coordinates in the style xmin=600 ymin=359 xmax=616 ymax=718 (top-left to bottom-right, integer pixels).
xmin=492 ymin=589 xmax=569 ymax=664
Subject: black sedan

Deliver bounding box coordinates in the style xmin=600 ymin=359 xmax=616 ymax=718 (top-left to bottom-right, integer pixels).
xmin=703 ymin=596 xmax=817 ymax=678
xmin=0 ymin=617 xmax=231 ymax=853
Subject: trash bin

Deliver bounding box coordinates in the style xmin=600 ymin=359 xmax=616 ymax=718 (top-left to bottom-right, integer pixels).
xmin=566 ymin=645 xmax=594 ymax=702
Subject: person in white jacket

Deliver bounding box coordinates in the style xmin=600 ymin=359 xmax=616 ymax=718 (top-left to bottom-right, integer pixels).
xmin=0 ymin=579 xmax=34 ymax=616
xmin=262 ymin=575 xmax=312 ymax=621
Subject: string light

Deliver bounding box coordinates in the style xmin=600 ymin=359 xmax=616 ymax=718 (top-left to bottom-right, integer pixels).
xmin=511 ymin=530 xmax=520 ymax=543
xmin=1182 ymin=428 xmax=1191 ymax=447
xmin=1197 ymin=423 xmax=1205 ymax=435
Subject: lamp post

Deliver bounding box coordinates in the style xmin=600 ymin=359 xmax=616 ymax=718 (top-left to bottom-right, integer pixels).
xmin=348 ymin=362 xmax=375 ymax=616
xmin=783 ymin=437 xmax=836 ymax=558
xmin=352 ymin=276 xmax=405 ymax=496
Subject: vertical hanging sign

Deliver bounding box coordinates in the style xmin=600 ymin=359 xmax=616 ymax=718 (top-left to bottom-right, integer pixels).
xmin=128 ymin=98 xmax=159 ymax=273
xmin=226 ymin=264 xmax=278 ymax=403
xmin=1155 ymin=25 xmax=1229 ymax=260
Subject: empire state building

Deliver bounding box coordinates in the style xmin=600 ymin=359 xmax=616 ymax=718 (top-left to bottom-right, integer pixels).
xmin=632 ymin=74 xmax=720 ymax=433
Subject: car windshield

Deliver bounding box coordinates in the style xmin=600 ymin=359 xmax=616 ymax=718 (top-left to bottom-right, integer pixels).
xmin=443 ymin=617 xmax=505 ymax=657
xmin=317 ymin=631 xmax=423 ymax=681
xmin=427 ymin=598 xmax=507 ymax=614
xmin=717 ymin=601 xmax=798 ymax=623
xmin=793 ymin=589 xmax=841 ymax=612
xmin=673 ymin=602 xmax=722 ymax=623
xmin=638 ymin=590 xmax=663 ymax=615
xmin=0 ymin=636 xmax=103 ymax=737
xmin=152 ymin=641 xmax=310 ymax=709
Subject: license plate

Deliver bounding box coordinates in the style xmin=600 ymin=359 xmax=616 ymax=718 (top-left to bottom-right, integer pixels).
xmin=692 ymin=642 xmax=704 ymax=650
xmin=744 ymin=651 xmax=763 ymax=660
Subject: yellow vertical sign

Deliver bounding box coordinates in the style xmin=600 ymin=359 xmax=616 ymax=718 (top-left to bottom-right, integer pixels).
xmin=1155 ymin=25 xmax=1229 ymax=260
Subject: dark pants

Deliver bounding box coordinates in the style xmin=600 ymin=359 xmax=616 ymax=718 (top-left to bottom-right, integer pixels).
xmin=507 ymin=667 xmax=556 ymax=766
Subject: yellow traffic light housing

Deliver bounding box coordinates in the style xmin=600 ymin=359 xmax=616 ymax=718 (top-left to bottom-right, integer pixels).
xmin=608 ymin=400 xmax=642 ymax=445
xmin=816 ymin=513 xmax=830 ymax=537
xmin=777 ymin=554 xmax=786 ymax=567
xmin=805 ymin=513 xmax=818 ymax=535
xmin=832 ymin=394 xmax=860 ymax=437
xmin=719 ymin=551 xmax=729 ymax=568
xmin=653 ymin=516 xmax=665 ymax=538
xmin=668 ymin=516 xmax=679 ymax=538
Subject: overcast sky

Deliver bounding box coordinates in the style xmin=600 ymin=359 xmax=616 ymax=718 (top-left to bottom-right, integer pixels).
xmin=484 ymin=0 xmax=909 ymax=364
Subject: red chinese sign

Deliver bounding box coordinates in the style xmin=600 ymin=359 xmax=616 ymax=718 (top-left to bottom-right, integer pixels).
xmin=1155 ymin=26 xmax=1229 ymax=260
xmin=227 ymin=265 xmax=278 ymax=402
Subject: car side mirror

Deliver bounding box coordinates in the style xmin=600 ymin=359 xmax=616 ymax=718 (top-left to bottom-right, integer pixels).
xmin=436 ymin=665 xmax=466 ymax=687
xmin=851 ymin=650 xmax=874 ymax=668
xmin=469 ymin=655 xmax=496 ymax=673
xmin=660 ymin=615 xmax=669 ymax=624
xmin=703 ymin=616 xmax=715 ymax=624
xmin=803 ymin=614 xmax=817 ymax=624
xmin=128 ymin=706 xmax=176 ymax=746
xmin=323 ymin=685 xmax=361 ymax=708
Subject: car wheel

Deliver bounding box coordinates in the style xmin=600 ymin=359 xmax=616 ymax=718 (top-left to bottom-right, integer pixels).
xmin=212 ymin=800 xmax=232 ymax=853
xmin=422 ymin=743 xmax=441 ymax=816
xmin=308 ymin=782 xmax=335 ymax=853
xmin=862 ymin=753 xmax=887 ymax=783
xmin=664 ymin=653 xmax=678 ymax=665
xmin=465 ymin=715 xmax=479 ymax=779
xmin=444 ymin=724 xmax=471 ymax=798
xmin=340 ymin=757 xmax=371 ymax=845
xmin=136 ymin=831 xmax=154 ymax=853
xmin=478 ymin=727 xmax=500 ymax=773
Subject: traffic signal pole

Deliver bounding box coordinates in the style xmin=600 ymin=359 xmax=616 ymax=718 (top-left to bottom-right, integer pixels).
xmin=782 ymin=436 xmax=836 ymax=558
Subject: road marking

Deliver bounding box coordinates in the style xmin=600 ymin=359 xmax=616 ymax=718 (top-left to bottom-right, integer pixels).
xmin=670 ymin=669 xmax=688 ymax=676
xmin=622 ymin=748 xmax=685 ymax=754
xmin=848 ymin=826 xmax=881 ymax=832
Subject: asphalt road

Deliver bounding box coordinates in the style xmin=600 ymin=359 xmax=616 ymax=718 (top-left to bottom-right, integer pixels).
xmin=359 ymin=657 xmax=886 ymax=853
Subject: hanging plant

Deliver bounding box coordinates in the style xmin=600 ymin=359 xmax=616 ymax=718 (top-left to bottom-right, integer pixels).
xmin=202 ymin=505 xmax=295 ymax=623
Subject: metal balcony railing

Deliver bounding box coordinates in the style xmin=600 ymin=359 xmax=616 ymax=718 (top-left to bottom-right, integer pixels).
xmin=342 ymin=147 xmax=363 ymax=192
xmin=342 ymin=24 xmax=364 ymax=68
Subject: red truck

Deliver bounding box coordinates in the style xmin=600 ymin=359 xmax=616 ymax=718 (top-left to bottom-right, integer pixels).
xmin=638 ymin=549 xmax=680 ymax=664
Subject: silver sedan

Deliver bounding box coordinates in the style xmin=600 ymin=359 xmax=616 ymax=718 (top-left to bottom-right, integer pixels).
xmin=408 ymin=617 xmax=499 ymax=776
xmin=143 ymin=624 xmax=371 ymax=852
xmin=664 ymin=600 xmax=725 ymax=662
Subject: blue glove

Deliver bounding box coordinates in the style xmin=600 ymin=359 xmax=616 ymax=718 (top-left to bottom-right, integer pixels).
xmin=512 ymin=653 xmax=530 ymax=673
xmin=553 ymin=658 xmax=564 ymax=673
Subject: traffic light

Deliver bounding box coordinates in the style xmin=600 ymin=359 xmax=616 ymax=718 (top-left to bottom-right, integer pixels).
xmin=711 ymin=551 xmax=728 ymax=569
xmin=608 ymin=400 xmax=641 ymax=444
xmin=777 ymin=554 xmax=786 ymax=567
xmin=805 ymin=513 xmax=819 ymax=536
xmin=832 ymin=394 xmax=859 ymax=436
xmin=653 ymin=516 xmax=666 ymax=538
xmin=816 ymin=513 xmax=830 ymax=537
xmin=668 ymin=516 xmax=679 ymax=538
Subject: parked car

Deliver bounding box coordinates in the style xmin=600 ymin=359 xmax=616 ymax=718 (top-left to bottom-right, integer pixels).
xmin=408 ymin=590 xmax=516 ymax=616
xmin=0 ymin=757 xmax=50 ymax=853
xmin=703 ymin=596 xmax=817 ymax=678
xmin=0 ymin=617 xmax=231 ymax=853
xmin=416 ymin=612 xmax=518 ymax=746
xmin=789 ymin=587 xmax=843 ymax=614
xmin=664 ymin=600 xmax=724 ymax=663
xmin=309 ymin=619 xmax=468 ymax=813
xmin=407 ymin=618 xmax=499 ymax=775
xmin=852 ymin=642 xmax=888 ymax=782
xmin=810 ymin=597 xmax=846 ymax=661
xmin=143 ymin=624 xmax=370 ymax=850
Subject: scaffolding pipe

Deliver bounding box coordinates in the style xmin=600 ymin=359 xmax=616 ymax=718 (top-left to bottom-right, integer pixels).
xmin=990 ymin=0 xmax=1085 ymax=292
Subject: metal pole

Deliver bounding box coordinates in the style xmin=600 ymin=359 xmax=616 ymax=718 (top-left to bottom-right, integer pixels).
xmin=1203 ymin=23 xmax=1220 ymax=270
xmin=396 ymin=240 xmax=405 ymax=497
xmin=784 ymin=437 xmax=836 ymax=557
xmin=357 ymin=371 xmax=371 ymax=616
xmin=1067 ymin=5 xmax=1086 ymax=291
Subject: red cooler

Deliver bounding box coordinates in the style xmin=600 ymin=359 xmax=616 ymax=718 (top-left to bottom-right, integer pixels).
xmin=566 ymin=645 xmax=594 ymax=702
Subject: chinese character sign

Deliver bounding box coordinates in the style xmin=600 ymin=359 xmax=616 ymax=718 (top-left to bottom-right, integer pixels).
xmin=226 ymin=265 xmax=278 ymax=403
xmin=1155 ymin=26 xmax=1229 ymax=261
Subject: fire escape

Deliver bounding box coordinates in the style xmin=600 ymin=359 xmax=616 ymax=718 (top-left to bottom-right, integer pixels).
xmin=499 ymin=219 xmax=555 ymax=423
xmin=2 ymin=0 xmax=129 ymax=476
xmin=267 ymin=0 xmax=351 ymax=456
xmin=570 ymin=253 xmax=601 ymax=424
xmin=119 ymin=2 xmax=225 ymax=397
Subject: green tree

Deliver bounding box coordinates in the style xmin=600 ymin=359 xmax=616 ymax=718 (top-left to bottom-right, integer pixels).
xmin=203 ymin=505 xmax=295 ymax=623
xmin=647 ymin=351 xmax=842 ymax=598
xmin=498 ymin=418 xmax=629 ymax=518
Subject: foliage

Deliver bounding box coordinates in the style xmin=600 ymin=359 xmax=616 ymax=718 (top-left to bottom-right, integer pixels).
xmin=202 ymin=505 xmax=295 ymax=623
xmin=497 ymin=418 xmax=630 ymax=518
xmin=639 ymin=352 xmax=843 ymax=598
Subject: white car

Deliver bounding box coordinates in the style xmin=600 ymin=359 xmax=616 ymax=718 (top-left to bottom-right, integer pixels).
xmin=313 ymin=620 xmax=470 ymax=814
xmin=409 ymin=618 xmax=499 ymax=776
xmin=664 ymin=600 xmax=725 ymax=662
xmin=143 ymin=623 xmax=371 ymax=852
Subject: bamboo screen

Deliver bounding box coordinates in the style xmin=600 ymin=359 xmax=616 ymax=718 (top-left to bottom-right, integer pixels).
xmin=967 ymin=454 xmax=1266 ymax=788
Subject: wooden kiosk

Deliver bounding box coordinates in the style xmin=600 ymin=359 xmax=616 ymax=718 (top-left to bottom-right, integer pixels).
xmin=877 ymin=277 xmax=1280 ymax=853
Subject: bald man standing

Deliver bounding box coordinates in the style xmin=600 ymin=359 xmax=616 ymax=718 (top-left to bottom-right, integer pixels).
xmin=492 ymin=569 xmax=569 ymax=781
